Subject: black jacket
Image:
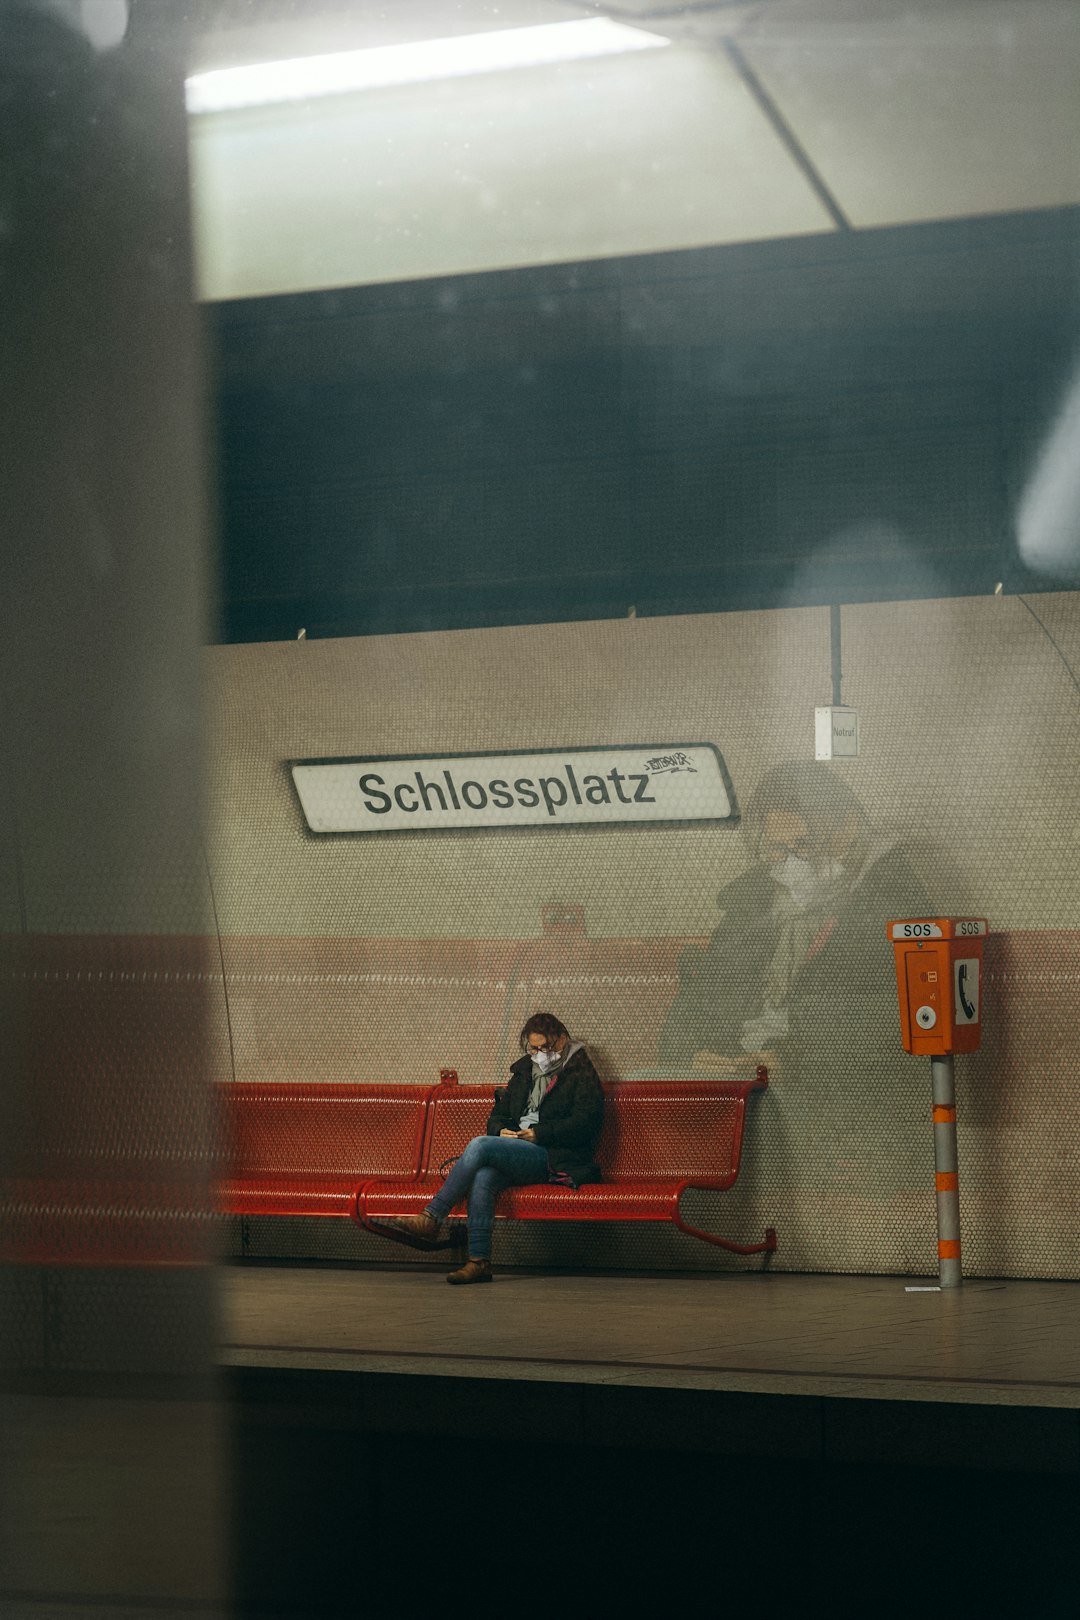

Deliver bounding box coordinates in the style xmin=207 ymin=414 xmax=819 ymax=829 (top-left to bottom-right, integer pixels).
xmin=486 ymin=1046 xmax=604 ymax=1186
xmin=659 ymin=847 xmax=930 ymax=1080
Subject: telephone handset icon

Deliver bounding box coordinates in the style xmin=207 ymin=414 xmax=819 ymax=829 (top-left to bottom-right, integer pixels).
xmin=957 ymin=962 xmax=976 ymax=1020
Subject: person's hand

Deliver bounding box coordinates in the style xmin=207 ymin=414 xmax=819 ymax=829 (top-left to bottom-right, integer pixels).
xmin=692 ymin=1049 xmax=780 ymax=1076
xmin=499 ymin=1128 xmax=517 ymax=1137
xmin=517 ymin=1128 xmax=536 ymax=1142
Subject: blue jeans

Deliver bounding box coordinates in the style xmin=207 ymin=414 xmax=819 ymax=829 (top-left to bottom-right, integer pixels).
xmin=426 ymin=1135 xmax=550 ymax=1260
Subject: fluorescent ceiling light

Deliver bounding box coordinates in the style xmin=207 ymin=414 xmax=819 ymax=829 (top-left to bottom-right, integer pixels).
xmin=186 ymin=18 xmax=669 ymax=114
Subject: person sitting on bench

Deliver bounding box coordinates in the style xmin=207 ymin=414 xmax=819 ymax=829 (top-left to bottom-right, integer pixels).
xmin=387 ymin=1012 xmax=603 ymax=1285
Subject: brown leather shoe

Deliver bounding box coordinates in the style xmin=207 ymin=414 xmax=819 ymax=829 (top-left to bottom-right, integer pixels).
xmin=385 ymin=1213 xmax=440 ymax=1243
xmin=446 ymin=1257 xmax=492 ymax=1285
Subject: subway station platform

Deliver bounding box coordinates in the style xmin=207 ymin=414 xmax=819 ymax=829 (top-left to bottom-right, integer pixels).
xmin=222 ymin=1263 xmax=1080 ymax=1416
xmin=220 ymin=1264 xmax=1080 ymax=1613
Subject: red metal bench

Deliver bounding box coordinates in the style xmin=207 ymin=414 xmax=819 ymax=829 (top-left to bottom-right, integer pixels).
xmin=0 ymin=1082 xmax=434 ymax=1265
xmin=0 ymin=1174 xmax=216 ymax=1267
xmin=5 ymin=1072 xmax=773 ymax=1262
xmin=219 ymin=1081 xmax=433 ymax=1219
xmin=356 ymin=1070 xmax=776 ymax=1257
xmin=0 ymin=932 xmax=221 ymax=1267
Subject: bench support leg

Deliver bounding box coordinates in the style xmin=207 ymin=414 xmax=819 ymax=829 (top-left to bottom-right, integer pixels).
xmin=673 ymin=1210 xmax=777 ymax=1256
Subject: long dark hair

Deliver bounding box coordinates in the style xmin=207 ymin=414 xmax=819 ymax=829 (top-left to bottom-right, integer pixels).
xmin=519 ymin=1012 xmax=568 ymax=1050
xmin=743 ymin=761 xmax=871 ymax=870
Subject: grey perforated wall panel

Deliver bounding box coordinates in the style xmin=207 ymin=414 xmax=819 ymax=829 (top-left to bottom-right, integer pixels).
xmin=207 ymin=591 xmax=1080 ymax=1278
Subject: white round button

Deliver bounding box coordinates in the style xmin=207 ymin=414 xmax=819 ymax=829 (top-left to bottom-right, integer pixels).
xmin=915 ymin=1005 xmax=937 ymax=1029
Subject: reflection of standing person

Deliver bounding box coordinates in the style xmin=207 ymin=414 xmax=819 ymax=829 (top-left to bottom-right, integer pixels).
xmin=386 ymin=1013 xmax=603 ymax=1285
xmin=659 ymin=763 xmax=929 ymax=1081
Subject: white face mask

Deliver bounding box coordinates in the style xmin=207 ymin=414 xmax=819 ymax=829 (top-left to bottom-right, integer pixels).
xmin=771 ymin=854 xmax=844 ymax=913
xmin=533 ymin=1048 xmax=562 ymax=1073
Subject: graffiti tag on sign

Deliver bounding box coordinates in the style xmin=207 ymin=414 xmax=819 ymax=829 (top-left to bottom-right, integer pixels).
xmin=645 ymin=751 xmax=697 ymax=775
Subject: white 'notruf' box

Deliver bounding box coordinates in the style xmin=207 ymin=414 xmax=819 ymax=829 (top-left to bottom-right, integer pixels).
xmin=815 ymin=706 xmax=859 ymax=760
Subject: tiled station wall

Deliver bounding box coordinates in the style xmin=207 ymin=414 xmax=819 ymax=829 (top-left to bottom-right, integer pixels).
xmin=200 ymin=592 xmax=1080 ymax=1277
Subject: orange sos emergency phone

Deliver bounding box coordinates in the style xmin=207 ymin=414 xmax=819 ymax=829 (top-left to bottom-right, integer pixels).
xmin=887 ymin=918 xmax=987 ymax=1057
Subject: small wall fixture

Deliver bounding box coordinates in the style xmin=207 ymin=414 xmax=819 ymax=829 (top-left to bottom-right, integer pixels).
xmin=815 ymin=706 xmax=859 ymax=760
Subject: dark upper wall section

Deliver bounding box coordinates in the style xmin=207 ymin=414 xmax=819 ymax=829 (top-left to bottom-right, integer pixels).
xmin=209 ymin=207 xmax=1080 ymax=643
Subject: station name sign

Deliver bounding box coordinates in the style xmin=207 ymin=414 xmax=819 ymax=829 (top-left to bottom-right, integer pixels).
xmin=291 ymin=745 xmax=736 ymax=834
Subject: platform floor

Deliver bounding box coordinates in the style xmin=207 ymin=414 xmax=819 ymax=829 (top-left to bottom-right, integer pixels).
xmin=220 ymin=1264 xmax=1080 ymax=1612
xmin=221 ymin=1262 xmax=1080 ymax=1409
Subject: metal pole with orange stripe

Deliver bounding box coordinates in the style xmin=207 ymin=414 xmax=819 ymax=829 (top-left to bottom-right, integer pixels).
xmin=931 ymin=1060 xmax=962 ymax=1288
xmin=888 ymin=919 xmax=988 ymax=1290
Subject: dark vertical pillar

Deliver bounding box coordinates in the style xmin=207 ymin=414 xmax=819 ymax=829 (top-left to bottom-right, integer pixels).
xmin=0 ymin=2 xmax=226 ymax=1611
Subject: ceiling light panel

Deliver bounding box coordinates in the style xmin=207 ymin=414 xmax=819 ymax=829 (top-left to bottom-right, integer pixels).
xmin=186 ymin=18 xmax=668 ymax=113
xmin=189 ymin=43 xmax=835 ymax=301
xmin=186 ymin=2 xmax=598 ymax=75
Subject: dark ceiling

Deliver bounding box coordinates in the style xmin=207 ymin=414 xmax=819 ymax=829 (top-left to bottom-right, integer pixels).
xmin=210 ymin=205 xmax=1080 ymax=642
